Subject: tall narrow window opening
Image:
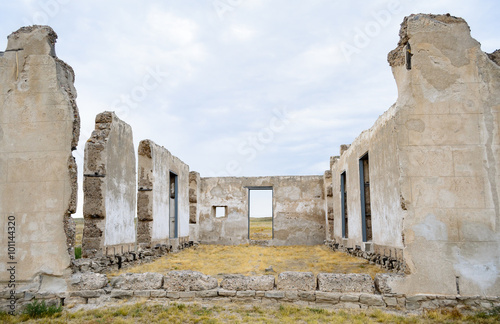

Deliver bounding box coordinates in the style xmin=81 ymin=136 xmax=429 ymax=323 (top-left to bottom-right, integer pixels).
xmin=406 ymin=43 xmax=412 ymax=70
xmin=169 ymin=172 xmax=178 ymax=238
xmin=341 ymin=172 xmax=348 ymax=238
xmin=359 ymin=153 xmax=372 ymax=242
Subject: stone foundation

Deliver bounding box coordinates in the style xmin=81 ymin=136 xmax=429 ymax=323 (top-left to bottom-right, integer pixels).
xmin=325 ymin=240 xmax=407 ymax=273
xmin=1 ymin=271 xmax=498 ymax=313
xmin=73 ymin=238 xmax=193 ymax=274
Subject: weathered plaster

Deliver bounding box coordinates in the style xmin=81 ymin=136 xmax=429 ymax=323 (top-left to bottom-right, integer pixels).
xmin=137 ymin=139 xmax=190 ymax=247
xmin=198 ymin=176 xmax=325 ymax=245
xmin=333 ymin=14 xmax=500 ymax=296
xmin=0 ymin=26 xmax=79 ymax=283
xmin=82 ymin=112 xmax=135 ymax=258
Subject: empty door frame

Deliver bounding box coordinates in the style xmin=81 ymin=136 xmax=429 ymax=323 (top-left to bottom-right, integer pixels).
xmin=340 ymin=171 xmax=348 ymax=238
xmin=359 ymin=152 xmax=372 ymax=242
xmin=169 ymin=171 xmax=178 ymax=238
xmin=246 ymin=186 xmax=273 ymax=240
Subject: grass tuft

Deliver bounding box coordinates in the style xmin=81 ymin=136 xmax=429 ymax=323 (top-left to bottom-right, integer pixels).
xmin=23 ymin=299 xmax=62 ymax=319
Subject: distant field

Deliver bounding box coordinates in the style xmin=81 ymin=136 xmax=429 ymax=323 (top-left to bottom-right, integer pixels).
xmin=249 ymin=217 xmax=272 ymax=240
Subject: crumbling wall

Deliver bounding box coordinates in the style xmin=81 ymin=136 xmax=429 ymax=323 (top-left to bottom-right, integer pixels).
xmin=137 ymin=139 xmax=190 ymax=248
xmin=0 ymin=26 xmax=80 ymax=285
xmin=324 ymin=168 xmax=334 ymax=240
xmin=198 ymin=176 xmax=325 ymax=245
xmin=189 ymin=171 xmax=201 ymax=242
xmin=82 ymin=112 xmax=136 ymax=258
xmin=331 ymin=104 xmax=405 ymax=257
xmin=331 ymin=14 xmax=500 ymax=296
xmin=391 ymin=14 xmax=500 ymax=296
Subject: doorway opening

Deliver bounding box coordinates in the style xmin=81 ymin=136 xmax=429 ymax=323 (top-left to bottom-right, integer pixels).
xmin=248 ymin=187 xmax=273 ymax=240
xmin=359 ymin=153 xmax=372 ymax=242
xmin=169 ymin=171 xmax=178 ymax=238
xmin=341 ymin=171 xmax=348 ymax=238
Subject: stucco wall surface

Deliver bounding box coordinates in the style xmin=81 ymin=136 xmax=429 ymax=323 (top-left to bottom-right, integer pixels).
xmin=198 ymin=176 xmax=325 ymax=245
xmin=0 ymin=26 xmax=79 ymax=284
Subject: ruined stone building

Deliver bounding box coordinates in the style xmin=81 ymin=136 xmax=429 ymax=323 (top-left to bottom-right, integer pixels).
xmin=0 ymin=13 xmax=499 ymax=303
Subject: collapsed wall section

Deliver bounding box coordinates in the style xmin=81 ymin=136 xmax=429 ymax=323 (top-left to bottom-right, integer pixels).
xmin=0 ymin=26 xmax=80 ymax=284
xmin=82 ymin=112 xmax=136 ymax=258
xmin=198 ymin=176 xmax=325 ymax=245
xmin=137 ymin=139 xmax=190 ymax=249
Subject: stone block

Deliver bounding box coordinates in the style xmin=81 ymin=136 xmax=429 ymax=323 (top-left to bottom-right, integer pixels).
xmin=111 ymin=272 xmax=163 ymax=290
xmin=133 ymin=290 xmax=151 ymax=297
xmin=315 ymin=291 xmax=341 ymax=303
xmin=317 ymin=273 xmax=374 ymax=293
xmin=236 ymin=291 xmax=256 ymax=297
xmin=360 ymin=294 xmax=385 ymax=307
xmin=150 ymin=290 xmax=167 ymax=298
xmin=195 ymin=290 xmax=218 ymax=298
xmin=284 ymin=291 xmax=299 ymax=300
xmin=374 ymin=273 xmax=403 ymax=294
xmin=163 ymin=271 xmax=218 ymax=291
xmin=383 ymin=296 xmax=398 ymax=307
xmin=298 ymin=291 xmax=316 ymax=301
xmin=166 ymin=292 xmax=180 ymax=299
xmin=248 ymin=276 xmax=275 ymax=291
xmin=277 ymin=272 xmax=316 ymax=291
xmin=110 ymin=290 xmax=133 ymax=299
xmin=265 ymin=291 xmax=285 ymax=298
xmin=220 ymin=274 xmax=275 ymax=291
xmin=220 ymin=274 xmax=247 ymax=291
xmin=178 ymin=291 xmax=196 ymax=298
xmin=70 ymin=290 xmax=105 ymax=298
xmin=218 ymin=289 xmax=236 ymax=297
xmin=70 ymin=272 xmax=108 ymax=290
xmin=340 ymin=294 xmax=361 ymax=302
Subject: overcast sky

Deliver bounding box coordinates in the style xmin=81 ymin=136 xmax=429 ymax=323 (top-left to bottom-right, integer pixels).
xmin=1 ymin=1 xmax=499 ymax=216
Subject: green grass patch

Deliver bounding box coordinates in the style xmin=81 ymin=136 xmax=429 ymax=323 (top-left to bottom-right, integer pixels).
xmin=74 ymin=246 xmax=82 ymax=259
xmin=23 ymin=299 xmax=62 ymax=319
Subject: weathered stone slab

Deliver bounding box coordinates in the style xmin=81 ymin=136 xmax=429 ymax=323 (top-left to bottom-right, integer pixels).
xmin=218 ymin=289 xmax=236 ymax=297
xmin=163 ymin=271 xmax=217 ymax=291
xmin=317 ymin=273 xmax=374 ymax=293
xmin=220 ymin=274 xmax=247 ymax=291
xmin=360 ymin=294 xmax=385 ymax=307
xmin=315 ymin=291 xmax=341 ymax=303
xmin=111 ymin=272 xmax=163 ymax=290
xmin=248 ymin=276 xmax=275 ymax=291
xmin=236 ymin=291 xmax=256 ymax=297
xmin=220 ymin=275 xmax=275 ymax=291
xmin=110 ymin=290 xmax=133 ymax=299
xmin=70 ymin=272 xmax=108 ymax=290
xmin=277 ymin=272 xmax=316 ymax=291
xmin=265 ymin=291 xmax=285 ymax=298
xmin=195 ymin=290 xmax=218 ymax=298
xmin=70 ymin=290 xmax=105 ymax=298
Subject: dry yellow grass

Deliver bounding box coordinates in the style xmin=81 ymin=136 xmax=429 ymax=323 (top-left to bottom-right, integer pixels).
xmin=249 ymin=217 xmax=272 ymax=240
xmin=3 ymin=301 xmax=498 ymax=323
xmin=111 ymin=244 xmax=386 ymax=280
xmin=73 ymin=218 xmax=84 ymax=247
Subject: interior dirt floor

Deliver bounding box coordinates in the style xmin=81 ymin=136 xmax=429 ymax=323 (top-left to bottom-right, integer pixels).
xmin=110 ymin=244 xmax=387 ymax=280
